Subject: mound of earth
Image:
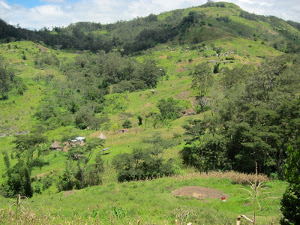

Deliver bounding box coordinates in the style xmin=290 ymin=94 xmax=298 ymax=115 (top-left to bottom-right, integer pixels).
xmin=172 ymin=186 xmax=230 ymax=200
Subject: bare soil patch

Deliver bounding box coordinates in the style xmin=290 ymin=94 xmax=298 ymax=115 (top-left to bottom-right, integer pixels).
xmin=144 ymin=103 xmax=153 ymax=107
xmin=174 ymin=91 xmax=191 ymax=99
xmin=64 ymin=190 xmax=77 ymax=197
xmin=37 ymin=45 xmax=48 ymax=52
xmin=176 ymin=68 xmax=186 ymax=73
xmin=159 ymin=53 xmax=167 ymax=59
xmin=172 ymin=186 xmax=230 ymax=200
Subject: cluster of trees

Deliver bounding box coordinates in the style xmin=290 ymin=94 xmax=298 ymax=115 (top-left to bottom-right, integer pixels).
xmin=34 ymin=51 xmax=59 ymax=68
xmin=2 ymin=3 xmax=300 ymax=54
xmin=1 ymin=132 xmax=178 ymax=197
xmin=57 ymin=139 xmax=104 ymax=191
xmin=157 ymin=98 xmax=182 ymax=121
xmin=1 ymin=136 xmax=105 ymax=197
xmin=112 ymin=134 xmax=176 ymax=182
xmin=181 ymin=55 xmax=300 ymax=177
xmin=1 ymin=134 xmax=48 ymax=197
xmin=34 ymin=51 xmax=163 ymax=131
xmin=0 ymin=59 xmax=11 ymax=100
xmin=0 ymin=58 xmax=27 ymax=99
xmin=191 ymin=63 xmax=213 ymax=112
xmin=280 ymin=140 xmax=300 ymax=224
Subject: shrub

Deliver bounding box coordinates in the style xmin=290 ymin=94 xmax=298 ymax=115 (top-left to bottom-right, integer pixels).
xmin=113 ymin=149 xmax=175 ymax=182
xmin=122 ymin=119 xmax=132 ymax=129
xmin=112 ymin=134 xmax=177 ymax=182
xmin=280 ymin=141 xmax=300 ymax=224
xmin=157 ymin=98 xmax=182 ymax=121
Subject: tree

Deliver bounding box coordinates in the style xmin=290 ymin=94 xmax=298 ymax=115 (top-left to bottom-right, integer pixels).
xmin=62 ymin=138 xmax=104 ymax=190
xmin=191 ymin=63 xmax=213 ymax=112
xmin=122 ymin=119 xmax=132 ymax=129
xmin=182 ymin=55 xmax=300 ymax=176
xmin=157 ymin=98 xmax=181 ymax=121
xmin=137 ymin=115 xmax=143 ymax=126
xmin=181 ymin=119 xmax=225 ymax=172
xmin=74 ymin=106 xmax=95 ymax=129
xmin=280 ymin=140 xmax=300 ymax=224
xmin=13 ymin=134 xmax=47 ymax=160
xmin=213 ymin=63 xmax=220 ymax=73
xmin=0 ymin=58 xmax=13 ymax=100
xmin=112 ymin=134 xmax=177 ymax=182
xmin=1 ymin=160 xmax=33 ymax=198
xmin=137 ymin=59 xmax=160 ymax=88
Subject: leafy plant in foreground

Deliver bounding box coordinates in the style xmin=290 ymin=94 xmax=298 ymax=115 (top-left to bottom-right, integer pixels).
xmin=280 ymin=140 xmax=300 ymax=224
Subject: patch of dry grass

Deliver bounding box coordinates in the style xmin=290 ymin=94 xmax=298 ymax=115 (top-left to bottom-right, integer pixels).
xmin=173 ymin=171 xmax=270 ymax=185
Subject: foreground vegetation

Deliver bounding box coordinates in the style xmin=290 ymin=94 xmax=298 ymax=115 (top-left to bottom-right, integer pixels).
xmin=0 ymin=172 xmax=287 ymax=224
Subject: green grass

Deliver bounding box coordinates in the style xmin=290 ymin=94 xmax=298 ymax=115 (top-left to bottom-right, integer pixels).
xmin=0 ymin=174 xmax=287 ymax=224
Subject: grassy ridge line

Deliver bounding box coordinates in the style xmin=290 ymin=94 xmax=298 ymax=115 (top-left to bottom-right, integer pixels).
xmin=0 ymin=173 xmax=287 ymax=224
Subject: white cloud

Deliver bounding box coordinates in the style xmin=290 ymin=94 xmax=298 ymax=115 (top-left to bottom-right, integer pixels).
xmin=0 ymin=1 xmax=11 ymax=9
xmin=40 ymin=0 xmax=66 ymax=3
xmin=0 ymin=0 xmax=299 ymax=30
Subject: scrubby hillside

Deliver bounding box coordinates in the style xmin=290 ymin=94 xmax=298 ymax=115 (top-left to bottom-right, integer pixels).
xmin=0 ymin=2 xmax=299 ymax=224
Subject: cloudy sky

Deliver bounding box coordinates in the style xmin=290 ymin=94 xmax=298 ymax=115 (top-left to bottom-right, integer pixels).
xmin=1 ymin=0 xmax=299 ymax=30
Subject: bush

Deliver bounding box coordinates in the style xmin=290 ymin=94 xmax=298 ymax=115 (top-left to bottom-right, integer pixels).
xmin=280 ymin=141 xmax=300 ymax=224
xmin=157 ymin=98 xmax=182 ymax=121
xmin=1 ymin=160 xmax=33 ymax=198
xmin=122 ymin=119 xmax=132 ymax=129
xmin=112 ymin=134 xmax=177 ymax=182
xmin=112 ymin=149 xmax=175 ymax=182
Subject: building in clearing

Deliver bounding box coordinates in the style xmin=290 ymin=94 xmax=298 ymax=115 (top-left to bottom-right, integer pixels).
xmin=50 ymin=141 xmax=62 ymax=150
xmin=99 ymin=133 xmax=107 ymax=140
xmin=119 ymin=129 xmax=130 ymax=133
xmin=180 ymin=108 xmax=196 ymax=116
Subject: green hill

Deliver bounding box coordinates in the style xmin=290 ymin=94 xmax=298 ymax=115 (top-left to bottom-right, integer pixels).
xmin=0 ymin=2 xmax=299 ymax=224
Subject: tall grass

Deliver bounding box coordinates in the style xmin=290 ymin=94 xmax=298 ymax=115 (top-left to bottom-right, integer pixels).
xmin=0 ymin=171 xmax=286 ymax=224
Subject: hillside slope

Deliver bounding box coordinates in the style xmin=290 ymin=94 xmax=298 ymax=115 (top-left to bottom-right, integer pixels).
xmin=0 ymin=2 xmax=299 ymax=224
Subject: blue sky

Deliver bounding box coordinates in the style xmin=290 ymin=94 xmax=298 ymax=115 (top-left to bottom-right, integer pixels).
xmin=7 ymin=0 xmax=78 ymax=8
xmin=2 ymin=0 xmax=300 ymax=29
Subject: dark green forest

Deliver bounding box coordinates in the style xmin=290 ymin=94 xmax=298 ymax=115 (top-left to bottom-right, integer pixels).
xmin=1 ymin=1 xmax=300 ymax=54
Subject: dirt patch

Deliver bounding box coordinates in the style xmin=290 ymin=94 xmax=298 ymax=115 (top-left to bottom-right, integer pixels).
xmin=36 ymin=172 xmax=48 ymax=179
xmin=144 ymin=103 xmax=153 ymax=107
xmin=176 ymin=68 xmax=186 ymax=73
xmin=159 ymin=53 xmax=167 ymax=59
xmin=64 ymin=190 xmax=77 ymax=197
xmin=172 ymin=186 xmax=230 ymax=200
xmin=174 ymin=91 xmax=191 ymax=99
xmin=36 ymin=45 xmax=48 ymax=52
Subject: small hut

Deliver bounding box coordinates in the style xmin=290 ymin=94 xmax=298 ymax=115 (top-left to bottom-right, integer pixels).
xmin=180 ymin=108 xmax=196 ymax=116
xmin=119 ymin=129 xmax=130 ymax=133
xmin=99 ymin=133 xmax=107 ymax=140
xmin=50 ymin=141 xmax=62 ymax=150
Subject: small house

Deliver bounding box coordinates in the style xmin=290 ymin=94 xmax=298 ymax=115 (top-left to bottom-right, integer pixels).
xmin=119 ymin=129 xmax=130 ymax=133
xmin=70 ymin=137 xmax=86 ymax=145
xmin=180 ymin=108 xmax=196 ymax=116
xmin=99 ymin=133 xmax=107 ymax=140
xmin=50 ymin=141 xmax=62 ymax=150
xmin=76 ymin=137 xmax=85 ymax=143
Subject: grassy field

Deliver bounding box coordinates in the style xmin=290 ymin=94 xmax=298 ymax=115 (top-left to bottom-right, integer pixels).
xmin=0 ymin=172 xmax=287 ymax=224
